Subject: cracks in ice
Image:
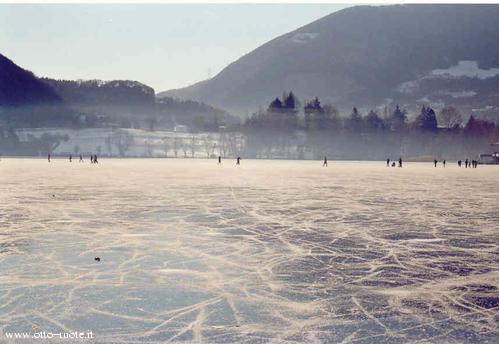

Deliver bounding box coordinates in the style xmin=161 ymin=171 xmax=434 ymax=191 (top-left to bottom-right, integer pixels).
xmin=0 ymin=160 xmax=497 ymax=342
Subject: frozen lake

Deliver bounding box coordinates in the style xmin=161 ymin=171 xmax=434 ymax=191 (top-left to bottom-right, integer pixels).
xmin=0 ymin=159 xmax=498 ymax=343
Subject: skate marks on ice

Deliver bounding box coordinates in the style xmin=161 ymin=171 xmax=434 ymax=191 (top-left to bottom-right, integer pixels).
xmin=0 ymin=159 xmax=497 ymax=343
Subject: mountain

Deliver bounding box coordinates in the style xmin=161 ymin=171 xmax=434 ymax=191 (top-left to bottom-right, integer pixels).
xmin=0 ymin=54 xmax=61 ymax=106
xmin=40 ymin=78 xmax=235 ymax=128
xmin=160 ymin=4 xmax=499 ymax=116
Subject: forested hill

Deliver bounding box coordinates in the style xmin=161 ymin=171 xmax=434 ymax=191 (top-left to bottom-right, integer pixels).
xmin=0 ymin=54 xmax=62 ymax=106
xmin=40 ymin=79 xmax=156 ymax=106
xmin=0 ymin=54 xmax=236 ymax=130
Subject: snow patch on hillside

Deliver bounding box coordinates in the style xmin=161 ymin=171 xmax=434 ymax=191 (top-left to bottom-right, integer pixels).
xmin=397 ymin=61 xmax=499 ymax=95
xmin=439 ymin=90 xmax=477 ymax=98
xmin=289 ymin=32 xmax=319 ymax=44
xmin=431 ymin=60 xmax=499 ymax=79
xmin=397 ymin=80 xmax=419 ymax=94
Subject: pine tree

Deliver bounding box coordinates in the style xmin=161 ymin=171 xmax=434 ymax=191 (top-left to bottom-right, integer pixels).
xmin=347 ymin=107 xmax=363 ymax=132
xmin=284 ymin=92 xmax=296 ymax=110
xmin=304 ymin=97 xmax=326 ymax=130
xmin=365 ymin=110 xmax=385 ymax=131
xmin=268 ymin=97 xmax=283 ymax=111
xmin=415 ymin=106 xmax=438 ymax=131
xmin=391 ymin=105 xmax=407 ymax=131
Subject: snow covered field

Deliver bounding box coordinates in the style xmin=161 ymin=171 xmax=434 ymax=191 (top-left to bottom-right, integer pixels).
xmin=15 ymin=128 xmax=222 ymax=158
xmin=0 ymin=159 xmax=498 ymax=343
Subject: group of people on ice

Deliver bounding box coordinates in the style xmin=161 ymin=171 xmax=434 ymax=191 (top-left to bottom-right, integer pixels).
xmin=47 ymin=154 xmax=98 ymax=163
xmin=458 ymin=159 xmax=478 ymax=168
xmin=385 ymin=158 xmax=403 ymax=168
xmin=45 ymin=153 xmax=482 ymax=168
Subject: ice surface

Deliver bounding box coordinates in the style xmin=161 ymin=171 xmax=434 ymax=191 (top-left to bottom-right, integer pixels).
xmin=0 ymin=159 xmax=498 ymax=343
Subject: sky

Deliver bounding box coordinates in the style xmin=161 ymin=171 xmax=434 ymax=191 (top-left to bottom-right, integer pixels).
xmin=0 ymin=4 xmax=350 ymax=92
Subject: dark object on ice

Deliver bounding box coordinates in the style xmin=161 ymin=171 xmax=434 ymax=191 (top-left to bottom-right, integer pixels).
xmin=90 ymin=155 xmax=94 ymax=163
xmin=465 ymin=159 xmax=469 ymax=168
xmin=323 ymin=156 xmax=327 ymax=167
xmin=94 ymin=155 xmax=98 ymax=164
xmin=386 ymin=158 xmax=390 ymax=167
xmin=69 ymin=154 xmax=72 ymax=162
xmin=48 ymin=154 xmax=51 ymax=162
xmin=236 ymin=157 xmax=240 ymax=165
xmin=79 ymin=154 xmax=83 ymax=162
xmin=398 ymin=157 xmax=402 ymax=168
xmin=458 ymin=160 xmax=462 ymax=167
xmin=94 ymin=257 xmax=101 ymax=262
xmin=391 ymin=162 xmax=396 ymax=167
xmin=434 ymin=159 xmax=438 ymax=167
xmin=218 ymin=156 xmax=221 ymax=165
xmin=443 ymin=160 xmax=446 ymax=167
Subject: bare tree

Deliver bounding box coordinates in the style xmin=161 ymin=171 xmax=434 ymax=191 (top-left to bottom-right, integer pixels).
xmin=36 ymin=133 xmax=69 ymax=155
xmin=173 ymin=137 xmax=180 ymax=158
xmin=181 ymin=138 xmax=189 ymax=158
xmin=146 ymin=116 xmax=158 ymax=131
xmin=226 ymin=132 xmax=245 ymax=157
xmin=211 ymin=143 xmax=217 ymax=157
xmin=190 ymin=135 xmax=197 ymax=158
xmin=439 ymin=106 xmax=462 ymax=129
xmin=111 ymin=129 xmax=134 ymax=157
xmin=162 ymin=137 xmax=170 ymax=157
xmin=105 ymin=135 xmax=113 ymax=156
xmin=203 ymin=135 xmax=212 ymax=158
xmin=226 ymin=132 xmax=237 ymax=157
xmin=144 ymin=140 xmax=153 ymax=157
xmin=203 ymin=135 xmax=217 ymax=158
xmin=219 ymin=131 xmax=228 ymax=157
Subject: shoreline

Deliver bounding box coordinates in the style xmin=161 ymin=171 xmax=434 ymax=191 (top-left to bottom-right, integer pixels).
xmin=1 ymin=156 xmax=497 ymax=164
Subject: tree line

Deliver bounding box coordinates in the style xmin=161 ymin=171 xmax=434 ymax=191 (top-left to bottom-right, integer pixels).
xmin=240 ymin=92 xmax=499 ymax=160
